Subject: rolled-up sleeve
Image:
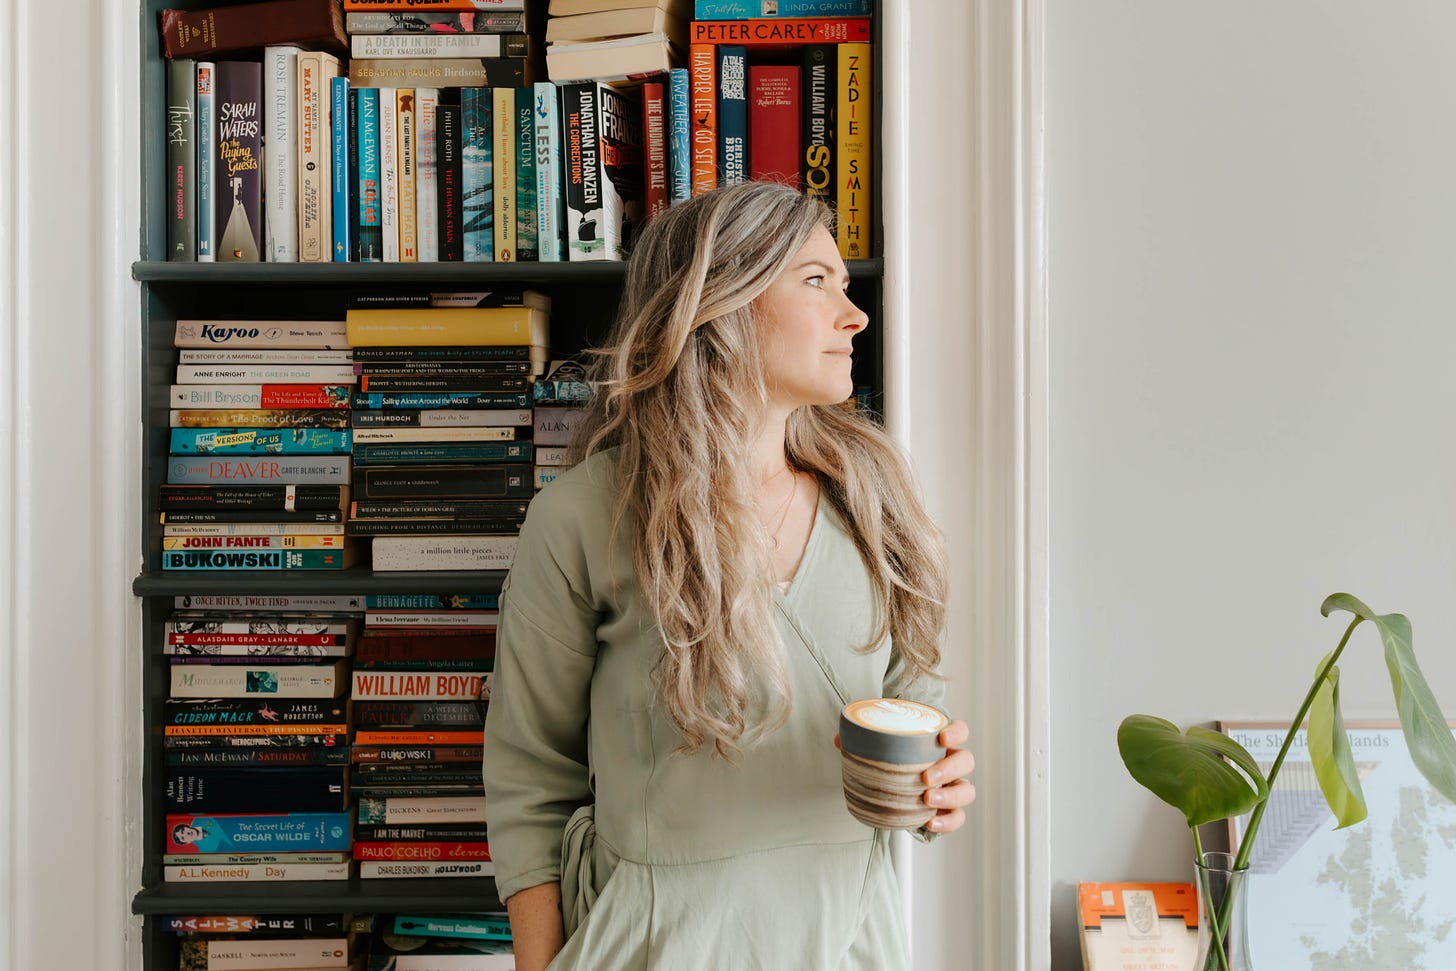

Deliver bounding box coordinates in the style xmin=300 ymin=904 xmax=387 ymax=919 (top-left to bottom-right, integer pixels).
xmin=483 ymin=483 xmax=604 ymax=902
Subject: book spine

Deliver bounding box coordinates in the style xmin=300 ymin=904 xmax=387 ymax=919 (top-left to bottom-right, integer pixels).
xmin=166 ymin=59 xmax=198 ymax=261
xmin=599 ymin=84 xmax=643 ymax=259
xmin=561 ymin=82 xmax=596 ymax=261
xmin=179 ymin=348 xmax=354 ymax=363
xmin=357 ymin=859 xmax=492 ymax=878
xmin=370 ymin=535 xmax=518 ymax=571
xmin=162 ymin=532 xmax=347 ymax=551
xmin=175 ymin=364 xmax=356 ymax=383
xmin=297 ymin=52 xmax=333 ymax=262
xmin=352 ymin=391 xmax=530 ymax=409
xmin=162 ymin=511 xmax=344 ymax=525
xmin=689 ymin=45 xmax=717 ymax=195
xmin=353 ymin=841 xmax=491 ymax=861
xmin=356 ymin=795 xmax=486 ymax=824
xmin=264 ymin=46 xmax=299 ymax=262
xmin=397 ymin=88 xmax=418 ymax=261
xmin=164 ymin=849 xmax=350 ymax=863
xmin=354 ymin=700 xmax=483 ymax=725
xmin=515 ymin=86 xmax=538 ymax=261
xmin=173 ymin=318 xmax=350 ymax=348
xmin=215 ymin=61 xmax=264 ymax=262
xmin=343 ymin=306 xmax=542 ymax=346
xmin=169 ymin=663 xmax=345 ymax=699
xmin=190 ymin=936 xmax=353 ymax=971
xmin=352 ymin=728 xmax=485 ymax=745
xmin=164 ymin=862 xmax=350 ymax=883
xmin=343 ymin=0 xmax=525 ymax=8
xmin=345 ymin=12 xmax=526 ymax=33
xmin=331 ymin=76 xmax=351 ymax=261
xmin=749 ymin=64 xmax=801 ymax=188
xmin=642 ymin=81 xmax=668 ymax=223
xmin=352 ymin=408 xmax=532 ymax=427
xmin=348 ymin=57 xmax=527 ymax=89
xmin=351 ymin=745 xmax=484 ymax=763
xmin=172 ymin=594 xmax=362 ymax=610
xmin=166 ymin=457 xmax=351 ymax=486
xmin=164 ymin=698 xmax=348 ymax=723
xmin=390 ymin=914 xmax=510 ymax=940
xmin=836 ymin=41 xmax=872 ymax=259
xmin=351 ymin=339 xmax=536 ymax=356
xmin=166 ymin=747 xmax=350 ymax=767
xmin=716 ymin=46 xmax=747 ymax=185
xmin=348 ymin=516 xmax=521 ymax=534
xmin=690 ymin=17 xmax=873 ymax=44
xmin=357 ymin=373 xmax=528 ymax=393
xmin=352 ymin=464 xmax=532 ymax=500
xmin=162 ymin=549 xmax=353 ymax=570
xmin=356 ymin=86 xmax=383 ymax=261
xmin=533 ymin=82 xmax=563 ymax=262
xmin=163 ymin=522 xmax=346 ymax=536
xmin=415 ymin=88 xmax=440 ymax=261
xmin=169 ymin=384 xmax=353 ymax=408
xmin=350 ymin=426 xmax=519 ymax=444
xmin=354 ymin=503 xmax=524 ymax=521
xmin=695 ymin=0 xmax=874 ymax=14
xmin=164 ymin=810 xmax=352 ymax=853
xmin=159 ymin=915 xmax=347 ymax=934
xmin=492 ymin=87 xmax=517 ymax=261
xmin=351 ymin=33 xmax=513 ymax=59
xmin=436 ymin=93 xmax=463 ymax=261
xmin=169 ymin=428 xmax=353 ymax=455
xmin=170 ymin=410 xmax=350 ymax=430
xmin=379 ymin=87 xmax=400 ymax=261
xmin=667 ymin=68 xmax=691 ymax=206
xmin=196 ymin=63 xmax=216 ymax=261
xmin=801 ymin=44 xmax=835 ymax=205
xmin=364 ymin=609 xmax=497 ymax=627
xmin=158 ymin=0 xmax=347 ymax=58
xmin=164 ymin=766 xmax=347 ymax=813
xmin=159 ymin=480 xmax=345 ymax=507
xmin=461 ymin=87 xmax=495 ymax=261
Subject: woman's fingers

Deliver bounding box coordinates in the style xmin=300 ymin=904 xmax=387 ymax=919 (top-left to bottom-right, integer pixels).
xmin=925 ymin=777 xmax=976 ymax=811
xmin=923 ymin=747 xmax=976 ymax=787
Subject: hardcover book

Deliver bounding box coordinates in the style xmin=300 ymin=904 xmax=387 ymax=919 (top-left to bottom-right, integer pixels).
xmin=836 ymin=41 xmax=871 ymax=258
xmin=348 ymin=57 xmax=528 ymax=88
xmin=214 ymin=61 xmax=263 ymax=262
xmin=801 ymin=44 xmax=835 ymax=205
xmin=689 ymin=16 xmax=871 ymax=44
xmin=158 ymin=0 xmax=348 ymax=59
xmin=749 ymin=64 xmax=799 ymax=188
xmin=166 ymin=59 xmax=197 ymax=261
xmin=1076 ymin=882 xmax=1199 ymax=971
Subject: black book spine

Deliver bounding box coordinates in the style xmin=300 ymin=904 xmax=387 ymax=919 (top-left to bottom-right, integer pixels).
xmin=346 ymin=518 xmax=522 ymax=537
xmin=802 ymin=44 xmax=836 ymax=206
xmin=353 ymin=824 xmax=488 ymax=841
xmin=162 ymin=765 xmax=348 ymax=813
xmin=159 ymin=484 xmax=344 ymax=510
xmin=437 ymin=92 xmax=463 ymax=261
xmin=214 ymin=61 xmax=263 ymax=262
xmin=351 ymin=499 xmax=529 ymax=518
xmin=353 ymin=701 xmax=484 ymax=726
xmin=161 ymin=509 xmax=344 ymax=524
xmin=358 ymin=374 xmax=529 ymax=393
xmin=351 ymin=465 xmax=534 ymax=500
xmin=163 ymin=698 xmax=347 ymax=725
xmin=165 ymin=746 xmax=351 ymax=767
xmin=167 ymin=59 xmax=198 ymax=261
xmin=356 ymin=361 xmax=533 ymax=376
xmin=348 ymin=85 xmax=362 ymax=261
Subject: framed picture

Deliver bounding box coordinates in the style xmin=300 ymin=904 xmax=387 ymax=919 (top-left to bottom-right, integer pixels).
xmin=1220 ymin=720 xmax=1456 ymax=970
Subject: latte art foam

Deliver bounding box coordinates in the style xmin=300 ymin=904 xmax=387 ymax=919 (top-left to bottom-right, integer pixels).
xmin=844 ymin=699 xmax=948 ymax=736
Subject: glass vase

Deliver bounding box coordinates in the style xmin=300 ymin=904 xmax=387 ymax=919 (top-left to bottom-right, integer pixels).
xmin=1194 ymin=851 xmax=1253 ymax=971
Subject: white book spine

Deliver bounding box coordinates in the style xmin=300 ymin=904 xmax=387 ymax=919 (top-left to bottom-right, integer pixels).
xmin=358 ymin=860 xmax=497 ymax=882
xmin=534 ymin=81 xmax=563 ymax=262
xmin=370 ymin=535 xmax=518 ymax=572
xmin=172 ymin=319 xmax=350 ymax=349
xmin=169 ymin=662 xmax=344 ymax=698
xmin=363 ymin=611 xmax=498 ymax=627
xmin=263 ymin=46 xmax=299 ymax=262
xmin=297 ymin=51 xmax=340 ymax=263
xmin=196 ymin=63 xmax=216 ymax=261
xmin=163 ymin=523 xmax=347 ymax=537
xmin=379 ymin=87 xmax=399 ymax=262
xmin=416 ymin=87 xmax=440 ymax=262
xmin=178 ymin=349 xmax=355 ymax=364
xmin=174 ymin=364 xmax=356 ymax=383
xmin=164 ymin=862 xmax=350 ymax=883
xmin=357 ymin=795 xmax=487 ymax=824
xmin=351 ymin=33 xmax=505 ymax=59
xmin=171 ymin=595 xmax=362 ymax=610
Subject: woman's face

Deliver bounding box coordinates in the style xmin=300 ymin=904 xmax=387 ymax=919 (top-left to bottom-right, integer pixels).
xmin=754 ymin=225 xmax=869 ymax=413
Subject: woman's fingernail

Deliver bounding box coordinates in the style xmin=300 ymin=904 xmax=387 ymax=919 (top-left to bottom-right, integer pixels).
xmin=926 ymin=770 xmax=942 ymax=786
xmin=927 ymin=790 xmax=946 ymax=806
xmin=928 ymin=817 xmax=944 ymax=831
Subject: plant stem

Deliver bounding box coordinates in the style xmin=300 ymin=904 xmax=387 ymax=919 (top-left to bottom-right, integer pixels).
xmin=1231 ymin=616 xmax=1362 ymax=873
xmin=1193 ymin=828 xmax=1231 ymax=971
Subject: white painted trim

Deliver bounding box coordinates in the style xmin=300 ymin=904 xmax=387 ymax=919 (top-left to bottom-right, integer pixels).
xmin=3 ymin=2 xmax=140 ymax=969
xmin=884 ymin=0 xmax=1048 ymax=968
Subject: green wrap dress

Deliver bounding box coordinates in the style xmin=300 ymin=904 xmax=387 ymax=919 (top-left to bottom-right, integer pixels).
xmin=482 ymin=450 xmax=944 ymax=970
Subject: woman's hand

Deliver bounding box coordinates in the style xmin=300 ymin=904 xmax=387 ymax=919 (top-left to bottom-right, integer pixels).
xmin=921 ymin=719 xmax=976 ymax=833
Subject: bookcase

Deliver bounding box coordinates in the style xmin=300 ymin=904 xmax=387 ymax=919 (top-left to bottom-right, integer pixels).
xmin=131 ymin=1 xmax=884 ymax=968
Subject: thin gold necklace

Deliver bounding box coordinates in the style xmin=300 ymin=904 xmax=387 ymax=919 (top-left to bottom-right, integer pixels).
xmin=766 ymin=471 xmax=799 ymax=552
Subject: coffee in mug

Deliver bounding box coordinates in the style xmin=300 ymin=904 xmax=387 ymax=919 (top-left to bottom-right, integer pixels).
xmin=839 ymin=698 xmax=949 ymax=830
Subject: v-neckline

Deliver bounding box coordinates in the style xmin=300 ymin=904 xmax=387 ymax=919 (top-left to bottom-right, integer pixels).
xmin=774 ymin=489 xmax=825 ymax=601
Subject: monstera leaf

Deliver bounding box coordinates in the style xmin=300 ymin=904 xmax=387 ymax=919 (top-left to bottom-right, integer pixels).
xmin=1118 ymin=715 xmax=1268 ymax=828
xmin=1307 ymin=656 xmax=1367 ymax=829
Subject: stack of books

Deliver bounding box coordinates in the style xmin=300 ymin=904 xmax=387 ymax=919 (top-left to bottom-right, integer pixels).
xmin=363 ymin=913 xmax=514 ymax=968
xmin=162 ymin=608 xmax=355 ymax=883
xmin=349 ymin=602 xmax=493 ymax=880
xmin=344 ymin=296 xmax=545 ymax=571
xmin=544 ymin=0 xmax=689 ymax=82
xmin=529 ymin=357 xmax=594 ymax=489
xmin=164 ymin=319 xmax=357 ymax=571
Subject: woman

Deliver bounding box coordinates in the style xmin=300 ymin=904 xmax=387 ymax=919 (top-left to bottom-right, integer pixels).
xmin=482 ymin=181 xmax=976 ymax=971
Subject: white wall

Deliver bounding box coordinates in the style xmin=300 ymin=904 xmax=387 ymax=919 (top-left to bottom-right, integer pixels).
xmin=1048 ymin=2 xmax=1456 ymax=967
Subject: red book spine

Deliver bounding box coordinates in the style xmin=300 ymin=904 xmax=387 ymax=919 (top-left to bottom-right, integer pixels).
xmin=689 ymin=44 xmax=717 ymax=195
xmin=749 ymin=65 xmax=801 ymax=189
xmin=354 ymin=633 xmax=495 ymax=662
xmin=352 ymin=841 xmax=491 ymax=861
xmin=642 ymin=81 xmax=669 ymax=222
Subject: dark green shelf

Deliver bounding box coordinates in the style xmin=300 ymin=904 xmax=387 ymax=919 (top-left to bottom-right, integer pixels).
xmin=131 ymin=877 xmax=500 ymax=914
xmin=132 ymin=570 xmax=507 ymax=597
xmin=131 ymin=258 xmax=884 ymax=285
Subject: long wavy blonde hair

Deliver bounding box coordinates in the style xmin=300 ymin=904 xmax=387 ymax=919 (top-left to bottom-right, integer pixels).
xmin=572 ymin=181 xmax=947 ymax=760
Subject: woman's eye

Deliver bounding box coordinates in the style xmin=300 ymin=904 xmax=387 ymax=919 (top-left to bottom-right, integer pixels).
xmin=806 ymin=275 xmax=825 ymax=288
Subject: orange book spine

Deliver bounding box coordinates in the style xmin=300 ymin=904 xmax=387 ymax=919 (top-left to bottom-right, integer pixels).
xmin=690 ymin=43 xmax=717 ymax=195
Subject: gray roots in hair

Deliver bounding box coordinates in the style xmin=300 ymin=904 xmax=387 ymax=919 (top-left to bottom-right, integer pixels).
xmin=572 ymin=182 xmax=948 ymax=761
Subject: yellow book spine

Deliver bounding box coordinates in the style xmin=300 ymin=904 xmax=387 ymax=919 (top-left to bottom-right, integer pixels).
xmin=344 ymin=307 xmax=547 ymax=347
xmin=397 ymin=88 xmax=418 ymax=263
xmin=836 ymin=42 xmax=872 ymax=260
xmin=493 ymin=87 xmax=517 ymax=262
xmin=162 ymin=534 xmax=347 ymax=549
